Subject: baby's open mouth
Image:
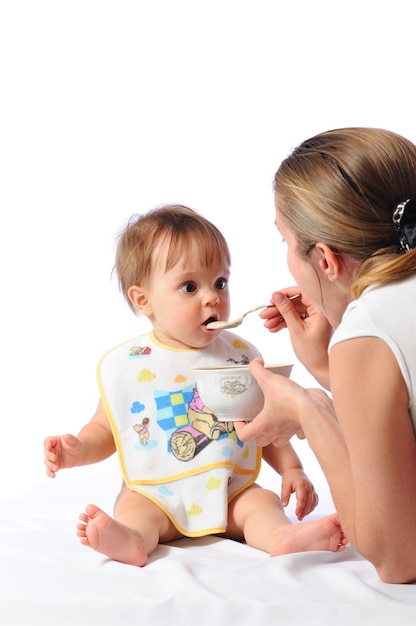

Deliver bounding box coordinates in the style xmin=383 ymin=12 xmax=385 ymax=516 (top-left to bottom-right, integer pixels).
xmin=204 ymin=316 xmax=217 ymax=326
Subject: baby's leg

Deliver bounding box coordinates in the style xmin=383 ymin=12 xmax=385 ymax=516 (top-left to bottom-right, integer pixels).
xmin=225 ymin=485 xmax=347 ymax=555
xmin=77 ymin=487 xmax=182 ymax=566
xmin=224 ymin=484 xmax=291 ymax=549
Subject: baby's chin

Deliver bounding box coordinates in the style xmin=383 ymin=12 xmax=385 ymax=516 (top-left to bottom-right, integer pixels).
xmin=159 ymin=336 xmax=216 ymax=351
xmin=184 ymin=331 xmax=220 ymax=351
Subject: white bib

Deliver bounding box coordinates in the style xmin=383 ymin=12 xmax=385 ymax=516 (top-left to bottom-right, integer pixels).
xmin=97 ymin=331 xmax=262 ymax=536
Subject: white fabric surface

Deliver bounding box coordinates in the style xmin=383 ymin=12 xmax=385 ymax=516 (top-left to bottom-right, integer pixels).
xmin=1 ymin=456 xmax=416 ymax=626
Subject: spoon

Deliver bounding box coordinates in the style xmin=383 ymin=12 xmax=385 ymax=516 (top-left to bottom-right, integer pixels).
xmin=206 ymin=304 xmax=269 ymax=330
xmin=206 ymin=295 xmax=301 ymax=330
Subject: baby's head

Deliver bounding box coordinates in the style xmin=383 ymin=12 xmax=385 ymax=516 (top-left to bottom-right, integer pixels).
xmin=115 ymin=204 xmax=231 ymax=312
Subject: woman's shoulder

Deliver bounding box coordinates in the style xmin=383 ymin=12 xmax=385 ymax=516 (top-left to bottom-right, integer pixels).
xmin=349 ymin=274 xmax=416 ymax=319
xmin=331 ymin=275 xmax=416 ymax=348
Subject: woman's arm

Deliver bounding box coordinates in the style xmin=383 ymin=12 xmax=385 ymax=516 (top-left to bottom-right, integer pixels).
xmin=323 ymin=336 xmax=416 ymax=583
xmin=235 ymin=337 xmax=416 ymax=582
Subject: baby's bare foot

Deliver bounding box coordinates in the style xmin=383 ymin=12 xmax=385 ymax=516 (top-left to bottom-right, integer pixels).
xmin=77 ymin=504 xmax=148 ymax=567
xmin=270 ymin=513 xmax=348 ymax=557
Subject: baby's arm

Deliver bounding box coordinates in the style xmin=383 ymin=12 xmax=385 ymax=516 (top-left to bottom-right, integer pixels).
xmin=44 ymin=400 xmax=116 ymax=478
xmin=262 ymin=443 xmax=318 ymax=520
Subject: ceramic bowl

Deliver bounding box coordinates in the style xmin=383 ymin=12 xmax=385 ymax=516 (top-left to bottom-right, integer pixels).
xmin=192 ymin=363 xmax=293 ymax=421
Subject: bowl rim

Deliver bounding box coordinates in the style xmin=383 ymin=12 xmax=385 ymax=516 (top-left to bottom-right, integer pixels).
xmin=193 ymin=363 xmax=293 ymax=372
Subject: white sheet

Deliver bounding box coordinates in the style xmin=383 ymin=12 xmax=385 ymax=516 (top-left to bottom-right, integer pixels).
xmin=1 ymin=455 xmax=416 ymax=626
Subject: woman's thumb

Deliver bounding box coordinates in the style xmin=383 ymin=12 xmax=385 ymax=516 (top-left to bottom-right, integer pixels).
xmin=248 ymin=358 xmax=267 ymax=389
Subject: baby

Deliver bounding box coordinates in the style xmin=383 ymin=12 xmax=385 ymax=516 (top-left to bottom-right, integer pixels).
xmin=44 ymin=204 xmax=346 ymax=566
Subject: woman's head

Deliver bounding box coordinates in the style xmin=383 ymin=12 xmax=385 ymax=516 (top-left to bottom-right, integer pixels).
xmin=115 ymin=204 xmax=231 ymax=311
xmin=274 ymin=128 xmax=416 ymax=297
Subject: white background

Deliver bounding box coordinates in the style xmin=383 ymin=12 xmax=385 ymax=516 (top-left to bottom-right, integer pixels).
xmin=1 ymin=0 xmax=414 ymax=502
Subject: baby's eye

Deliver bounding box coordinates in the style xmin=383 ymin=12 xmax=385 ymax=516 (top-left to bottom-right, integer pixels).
xmin=215 ymin=277 xmax=228 ymax=290
xmin=180 ymin=281 xmax=197 ymax=294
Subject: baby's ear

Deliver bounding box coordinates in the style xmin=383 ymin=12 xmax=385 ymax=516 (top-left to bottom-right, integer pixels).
xmin=127 ymin=285 xmax=153 ymax=316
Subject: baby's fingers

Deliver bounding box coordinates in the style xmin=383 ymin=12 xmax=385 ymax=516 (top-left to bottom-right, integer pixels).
xmin=280 ymin=482 xmax=293 ymax=508
xmin=44 ymin=457 xmax=58 ymax=478
xmin=43 ymin=437 xmax=55 ymax=450
xmin=294 ymin=492 xmax=308 ymax=520
xmin=44 ymin=442 xmax=59 ymax=477
xmin=296 ymin=491 xmax=319 ymax=520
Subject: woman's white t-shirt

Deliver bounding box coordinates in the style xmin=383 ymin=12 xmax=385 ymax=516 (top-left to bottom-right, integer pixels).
xmin=329 ymin=274 xmax=416 ymax=429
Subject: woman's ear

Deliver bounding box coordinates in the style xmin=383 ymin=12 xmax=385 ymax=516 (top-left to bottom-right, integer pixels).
xmin=313 ymin=243 xmax=342 ymax=282
xmin=127 ymin=285 xmax=153 ymax=316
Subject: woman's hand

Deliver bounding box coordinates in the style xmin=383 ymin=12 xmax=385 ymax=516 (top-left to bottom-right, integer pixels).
xmin=261 ymin=289 xmax=333 ymax=389
xmin=234 ymin=358 xmax=307 ymax=447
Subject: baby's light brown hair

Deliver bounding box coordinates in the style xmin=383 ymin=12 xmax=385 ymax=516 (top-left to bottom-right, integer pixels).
xmin=115 ymin=204 xmax=231 ymax=311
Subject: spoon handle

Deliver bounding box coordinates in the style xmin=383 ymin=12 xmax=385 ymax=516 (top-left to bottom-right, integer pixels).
xmin=243 ymin=304 xmax=269 ymax=316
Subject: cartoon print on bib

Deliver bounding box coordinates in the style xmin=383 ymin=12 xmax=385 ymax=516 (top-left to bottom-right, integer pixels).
xmin=125 ymin=340 xmax=245 ymax=464
xmin=132 ymin=383 xmax=238 ymax=462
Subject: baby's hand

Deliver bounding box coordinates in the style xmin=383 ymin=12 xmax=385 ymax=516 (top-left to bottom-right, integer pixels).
xmin=43 ymin=434 xmax=82 ymax=478
xmin=280 ymin=468 xmax=319 ymax=520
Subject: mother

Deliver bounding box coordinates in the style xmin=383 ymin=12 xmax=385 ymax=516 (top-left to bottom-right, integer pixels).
xmin=235 ymin=127 xmax=416 ymax=583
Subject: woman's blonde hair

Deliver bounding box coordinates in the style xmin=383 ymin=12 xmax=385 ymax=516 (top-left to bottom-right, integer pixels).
xmin=274 ymin=127 xmax=416 ymax=298
xmin=115 ymin=204 xmax=231 ymax=311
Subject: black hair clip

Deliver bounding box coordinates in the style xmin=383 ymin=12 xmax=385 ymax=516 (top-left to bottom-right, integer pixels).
xmin=392 ymin=198 xmax=416 ymax=253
